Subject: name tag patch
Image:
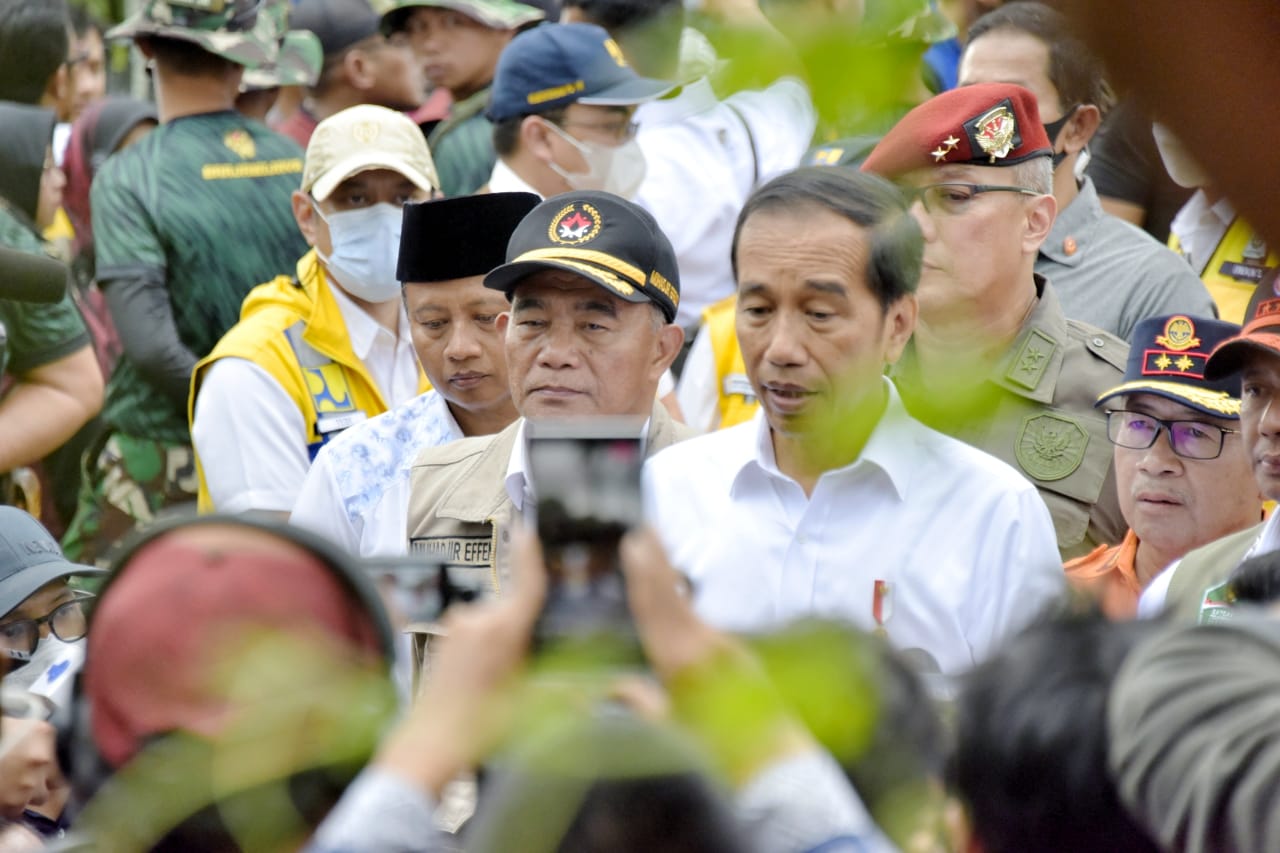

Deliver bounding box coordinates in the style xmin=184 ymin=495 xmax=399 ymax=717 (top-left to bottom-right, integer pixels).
xmin=411 ymin=536 xmax=492 ymax=567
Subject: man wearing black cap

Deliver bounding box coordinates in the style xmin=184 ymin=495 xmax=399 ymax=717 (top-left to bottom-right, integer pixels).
xmin=863 ymin=81 xmax=1129 ymax=560
xmin=1065 ymin=314 xmax=1261 ymax=619
xmin=291 ymin=191 xmax=539 ymax=557
xmin=278 ymin=0 xmax=426 ymax=148
xmin=1143 ymin=284 xmax=1280 ymax=619
xmin=405 ymin=190 xmax=692 ymax=582
xmin=486 ymin=23 xmax=671 ymax=201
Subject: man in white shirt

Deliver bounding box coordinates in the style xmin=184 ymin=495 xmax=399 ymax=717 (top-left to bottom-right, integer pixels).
xmin=190 ymin=105 xmax=436 ymax=515
xmin=290 ymin=192 xmax=539 ymax=556
xmin=644 ymin=167 xmax=1065 ymax=675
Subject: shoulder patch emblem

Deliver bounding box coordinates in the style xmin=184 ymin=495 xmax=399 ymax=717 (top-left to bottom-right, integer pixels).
xmin=1005 ymin=329 xmax=1057 ymax=391
xmin=1015 ymin=412 xmax=1089 ymax=482
xmin=223 ymin=129 xmax=256 ymax=160
xmin=549 ymin=202 xmax=602 ymax=246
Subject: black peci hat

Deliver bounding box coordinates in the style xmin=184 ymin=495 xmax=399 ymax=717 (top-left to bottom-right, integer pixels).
xmin=398 ymin=192 xmax=541 ymax=284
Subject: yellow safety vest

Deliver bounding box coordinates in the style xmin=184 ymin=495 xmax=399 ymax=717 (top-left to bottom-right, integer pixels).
xmin=703 ymin=294 xmax=759 ymax=430
xmin=190 ymin=250 xmax=428 ymax=511
xmin=1170 ymin=217 xmax=1278 ymax=324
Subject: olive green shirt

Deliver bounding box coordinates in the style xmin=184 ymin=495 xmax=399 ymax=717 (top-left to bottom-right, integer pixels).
xmin=894 ymin=277 xmax=1129 ymax=560
xmin=427 ymin=87 xmax=497 ymax=199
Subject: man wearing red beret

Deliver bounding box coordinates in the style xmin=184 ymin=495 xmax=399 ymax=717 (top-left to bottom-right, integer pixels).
xmin=864 ymin=81 xmax=1129 ymax=560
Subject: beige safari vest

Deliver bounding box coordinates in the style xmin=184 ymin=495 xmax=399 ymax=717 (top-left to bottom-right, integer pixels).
xmin=894 ymin=277 xmax=1129 ymax=561
xmin=190 ymin=250 xmax=428 ymax=511
xmin=405 ymin=403 xmax=695 ymax=594
xmin=1162 ymin=522 xmax=1264 ymax=621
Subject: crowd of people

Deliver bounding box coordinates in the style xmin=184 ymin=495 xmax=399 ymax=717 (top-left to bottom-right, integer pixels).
xmin=0 ymin=0 xmax=1276 ymax=850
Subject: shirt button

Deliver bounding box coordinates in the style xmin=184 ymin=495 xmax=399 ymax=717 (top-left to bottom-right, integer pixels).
xmin=797 ymin=534 xmax=809 ymax=545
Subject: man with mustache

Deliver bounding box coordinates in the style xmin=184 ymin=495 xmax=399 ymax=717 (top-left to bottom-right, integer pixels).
xmin=1065 ymin=313 xmax=1261 ymax=618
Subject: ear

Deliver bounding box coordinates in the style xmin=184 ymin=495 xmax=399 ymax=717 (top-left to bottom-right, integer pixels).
xmin=1060 ymin=103 xmax=1102 ymax=154
xmin=44 ymin=63 xmax=69 ymax=111
xmin=654 ymin=322 xmax=685 ymax=375
xmin=292 ymin=190 xmax=318 ymax=247
xmin=882 ymin=293 xmax=918 ymax=366
xmin=521 ymin=115 xmax=555 ymax=164
xmin=344 ymin=48 xmax=376 ymax=92
xmin=496 ymin=310 xmax=511 ymax=338
xmin=1021 ymin=192 xmax=1057 ymax=255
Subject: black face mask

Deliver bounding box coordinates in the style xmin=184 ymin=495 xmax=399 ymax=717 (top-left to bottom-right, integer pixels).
xmin=1043 ymin=104 xmax=1080 ymax=169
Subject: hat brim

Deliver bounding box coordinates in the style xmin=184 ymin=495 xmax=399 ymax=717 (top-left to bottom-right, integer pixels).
xmin=1094 ymin=380 xmax=1241 ymax=419
xmin=0 ymin=559 xmax=105 ymax=618
xmin=578 ymin=76 xmax=675 ymax=107
xmin=308 ymin=152 xmax=437 ymax=202
xmin=384 ymin=0 xmax=544 ymax=29
xmin=106 ymin=16 xmax=274 ymax=68
xmin=484 ymin=257 xmax=653 ymax=306
xmin=1205 ymin=334 xmax=1280 ymax=381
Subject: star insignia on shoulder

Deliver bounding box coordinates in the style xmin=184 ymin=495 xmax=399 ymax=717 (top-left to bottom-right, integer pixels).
xmin=931 ymin=135 xmax=961 ymax=162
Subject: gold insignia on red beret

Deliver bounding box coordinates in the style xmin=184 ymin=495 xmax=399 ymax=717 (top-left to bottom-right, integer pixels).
xmin=931 ymin=135 xmax=960 ymax=162
xmin=975 ymin=105 xmax=1017 ymax=162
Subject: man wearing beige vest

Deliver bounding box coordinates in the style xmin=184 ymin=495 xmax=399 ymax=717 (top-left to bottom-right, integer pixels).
xmin=405 ymin=190 xmax=692 ymax=590
xmin=1141 ymin=288 xmax=1280 ymax=620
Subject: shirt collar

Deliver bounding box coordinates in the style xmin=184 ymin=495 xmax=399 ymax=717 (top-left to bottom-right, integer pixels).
xmin=1039 ymin=176 xmax=1102 ymax=267
xmin=431 ymin=390 xmax=467 ymax=443
xmin=634 ymin=77 xmax=715 ymax=126
xmin=327 ymin=274 xmax=410 ymax=361
xmin=732 ymin=377 xmax=914 ymax=501
xmin=489 ymin=159 xmax=544 ymax=198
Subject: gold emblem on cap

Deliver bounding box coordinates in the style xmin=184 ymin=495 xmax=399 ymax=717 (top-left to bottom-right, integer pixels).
xmin=549 ymin=202 xmax=602 ymax=246
xmin=351 ymin=121 xmax=381 ymax=144
xmin=931 ymin=135 xmax=960 ymax=162
xmin=1175 ymin=355 xmax=1195 ymax=372
xmin=1154 ymin=315 xmax=1201 ymax=351
xmin=975 ymin=105 xmax=1016 ymax=162
xmin=604 ymin=37 xmax=628 ymax=68
xmin=222 ymin=129 xmax=256 ymax=160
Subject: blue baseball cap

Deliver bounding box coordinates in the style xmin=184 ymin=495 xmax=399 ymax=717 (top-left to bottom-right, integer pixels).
xmin=486 ymin=23 xmax=673 ymax=122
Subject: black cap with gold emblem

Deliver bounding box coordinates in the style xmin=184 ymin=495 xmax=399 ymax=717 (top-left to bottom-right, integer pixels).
xmin=484 ymin=190 xmax=680 ymax=322
xmin=1095 ymin=314 xmax=1243 ymax=418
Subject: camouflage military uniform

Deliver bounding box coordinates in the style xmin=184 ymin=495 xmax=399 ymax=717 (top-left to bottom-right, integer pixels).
xmin=894 ymin=277 xmax=1129 ymax=560
xmin=62 ymin=0 xmax=306 ymax=563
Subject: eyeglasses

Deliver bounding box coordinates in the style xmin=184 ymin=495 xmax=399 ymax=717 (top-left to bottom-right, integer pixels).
xmin=1104 ymin=410 xmax=1239 ymax=460
xmin=0 ymin=593 xmax=93 ymax=661
xmin=554 ymin=119 xmax=639 ymax=145
xmin=902 ymin=182 xmax=1040 ymax=215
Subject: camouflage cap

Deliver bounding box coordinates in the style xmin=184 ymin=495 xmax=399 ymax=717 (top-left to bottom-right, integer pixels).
xmin=107 ymin=0 xmax=278 ymax=69
xmin=241 ymin=30 xmax=325 ymax=90
xmin=373 ymin=0 xmax=543 ymax=32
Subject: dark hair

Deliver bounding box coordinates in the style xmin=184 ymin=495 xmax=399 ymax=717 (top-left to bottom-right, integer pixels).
xmin=1229 ymin=551 xmax=1280 ymax=605
xmin=140 ymin=34 xmax=238 ymax=78
xmin=560 ymin=0 xmax=681 ymax=78
xmin=0 ymin=0 xmax=70 ymax=104
xmin=67 ymin=2 xmax=103 ymax=39
xmin=949 ymin=615 xmax=1163 ymax=853
xmin=731 ymin=167 xmax=923 ymax=311
xmin=967 ymin=2 xmax=1114 ymax=116
xmin=492 ymin=105 xmax=567 ymax=157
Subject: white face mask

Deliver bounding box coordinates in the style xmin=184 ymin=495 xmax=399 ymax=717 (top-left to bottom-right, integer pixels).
xmin=5 ymin=635 xmax=80 ymax=691
xmin=314 ymin=202 xmax=404 ymax=303
xmin=1151 ymin=122 xmax=1210 ymax=190
xmin=543 ymin=120 xmax=648 ymax=200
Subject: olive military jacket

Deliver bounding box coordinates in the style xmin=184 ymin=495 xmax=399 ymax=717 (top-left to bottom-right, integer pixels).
xmin=406 ymin=402 xmax=696 ymax=594
xmin=894 ymin=277 xmax=1129 ymax=560
xmin=1163 ymin=522 xmax=1264 ymax=621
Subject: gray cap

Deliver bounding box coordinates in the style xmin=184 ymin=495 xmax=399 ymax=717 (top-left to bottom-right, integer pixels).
xmin=0 ymin=508 xmax=103 ymax=618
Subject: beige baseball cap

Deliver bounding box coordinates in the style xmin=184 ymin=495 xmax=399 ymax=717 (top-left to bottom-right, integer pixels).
xmin=301 ymin=104 xmax=438 ymax=202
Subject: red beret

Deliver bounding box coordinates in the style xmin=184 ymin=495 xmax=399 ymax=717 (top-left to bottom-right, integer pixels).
xmin=862 ymin=83 xmax=1052 ymax=178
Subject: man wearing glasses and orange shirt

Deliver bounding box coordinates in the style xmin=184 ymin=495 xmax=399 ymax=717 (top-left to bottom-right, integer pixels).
xmin=864 ymin=82 xmax=1129 ymax=560
xmin=1065 ymin=314 xmax=1261 ymax=618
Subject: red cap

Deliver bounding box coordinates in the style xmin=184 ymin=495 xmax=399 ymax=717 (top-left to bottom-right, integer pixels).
xmin=1206 ymin=269 xmax=1280 ymax=380
xmin=85 ymin=524 xmax=385 ymax=768
xmin=862 ymin=83 xmax=1052 ymax=178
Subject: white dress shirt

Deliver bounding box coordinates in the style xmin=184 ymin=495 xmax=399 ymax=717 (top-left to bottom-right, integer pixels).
xmin=291 ymin=390 xmax=465 ymax=556
xmin=1169 ymin=189 xmax=1236 ymax=276
xmin=643 ymin=380 xmax=1065 ymax=675
xmin=634 ymin=77 xmax=816 ymax=328
xmin=193 ymin=285 xmax=420 ymax=513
